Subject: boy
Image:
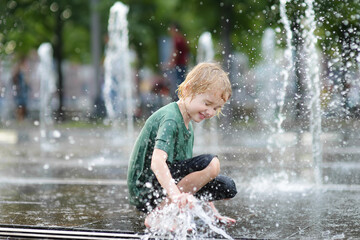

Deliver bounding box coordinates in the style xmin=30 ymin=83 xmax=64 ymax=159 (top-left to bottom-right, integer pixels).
xmin=127 ymin=62 xmax=237 ymax=228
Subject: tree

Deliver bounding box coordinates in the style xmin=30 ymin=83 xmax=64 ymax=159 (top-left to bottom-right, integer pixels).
xmin=316 ymin=0 xmax=360 ymax=115
xmin=3 ymin=0 xmax=357 ymax=121
xmin=1 ymin=0 xmax=91 ymax=121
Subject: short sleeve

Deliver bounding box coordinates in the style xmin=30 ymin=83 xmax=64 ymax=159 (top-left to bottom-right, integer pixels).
xmin=154 ymin=120 xmax=177 ymax=158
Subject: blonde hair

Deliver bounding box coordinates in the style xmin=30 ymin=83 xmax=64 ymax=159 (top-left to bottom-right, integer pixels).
xmin=177 ymin=62 xmax=232 ymax=101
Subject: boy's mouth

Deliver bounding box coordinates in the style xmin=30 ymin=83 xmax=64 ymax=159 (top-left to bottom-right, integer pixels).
xmin=199 ymin=112 xmax=206 ymax=120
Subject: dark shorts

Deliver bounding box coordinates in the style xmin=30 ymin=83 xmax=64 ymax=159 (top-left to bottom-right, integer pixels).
xmin=136 ymin=154 xmax=237 ymax=213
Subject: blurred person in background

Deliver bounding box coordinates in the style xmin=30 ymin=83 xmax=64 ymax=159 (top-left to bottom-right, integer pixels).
xmin=12 ymin=57 xmax=29 ymax=121
xmin=168 ymin=22 xmax=189 ymax=101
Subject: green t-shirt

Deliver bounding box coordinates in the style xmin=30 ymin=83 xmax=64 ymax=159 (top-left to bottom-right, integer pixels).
xmin=127 ymin=102 xmax=194 ymax=206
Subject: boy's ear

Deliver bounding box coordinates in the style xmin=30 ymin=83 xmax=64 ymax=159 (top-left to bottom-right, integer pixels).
xmin=183 ymin=84 xmax=194 ymax=99
xmin=184 ymin=83 xmax=190 ymax=93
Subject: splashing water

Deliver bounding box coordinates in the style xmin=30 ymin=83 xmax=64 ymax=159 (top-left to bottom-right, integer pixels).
xmin=142 ymin=201 xmax=233 ymax=240
xmin=277 ymin=0 xmax=294 ymax=133
xmin=266 ymin=0 xmax=295 ymax=156
xmin=303 ymin=0 xmax=323 ymax=185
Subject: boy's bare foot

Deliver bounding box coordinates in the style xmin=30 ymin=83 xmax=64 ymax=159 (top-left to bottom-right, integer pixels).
xmin=214 ymin=215 xmax=236 ymax=226
xmin=144 ymin=213 xmax=152 ymax=229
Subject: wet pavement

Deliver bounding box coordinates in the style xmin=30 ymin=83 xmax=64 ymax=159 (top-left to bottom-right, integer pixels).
xmin=0 ymin=121 xmax=360 ymax=239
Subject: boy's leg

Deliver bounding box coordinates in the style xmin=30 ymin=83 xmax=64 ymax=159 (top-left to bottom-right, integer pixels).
xmin=176 ymin=156 xmax=220 ymax=194
xmin=195 ymin=175 xmax=237 ymax=201
xmin=170 ymin=154 xmax=237 ymax=225
xmin=144 ymin=154 xmax=237 ymax=228
xmin=169 ymin=154 xmax=237 ymax=200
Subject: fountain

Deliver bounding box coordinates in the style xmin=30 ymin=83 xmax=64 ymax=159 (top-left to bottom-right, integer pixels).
xmin=103 ymin=1 xmax=135 ymax=144
xmin=276 ymin=0 xmax=323 ymax=185
xmin=37 ymin=43 xmax=57 ymax=150
xmin=0 ymin=58 xmax=13 ymax=126
xmin=196 ymin=32 xmax=214 ymax=64
xmin=254 ymin=27 xmax=283 ymax=135
xmin=194 ymin=32 xmax=219 ymax=152
xmin=278 ymin=0 xmax=294 ymax=135
xmin=302 ymin=0 xmax=323 ymax=185
xmin=252 ymin=26 xmax=297 ymax=165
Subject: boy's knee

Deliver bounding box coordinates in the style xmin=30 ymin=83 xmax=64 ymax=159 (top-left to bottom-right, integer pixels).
xmin=208 ymin=157 xmax=220 ymax=179
xmin=226 ymin=179 xmax=237 ymax=199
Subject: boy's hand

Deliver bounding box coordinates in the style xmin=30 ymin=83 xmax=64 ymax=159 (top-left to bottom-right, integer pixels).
xmin=206 ymin=201 xmax=236 ymax=226
xmin=171 ymin=193 xmax=197 ymax=209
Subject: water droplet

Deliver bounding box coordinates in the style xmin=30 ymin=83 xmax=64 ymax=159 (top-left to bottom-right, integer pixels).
xmin=52 ymin=130 xmax=61 ymax=138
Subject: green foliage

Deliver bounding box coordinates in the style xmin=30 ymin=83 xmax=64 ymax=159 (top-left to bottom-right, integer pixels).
xmin=63 ymin=22 xmax=91 ymax=63
xmin=1 ymin=0 xmax=359 ymax=69
xmin=0 ymin=0 xmax=91 ymax=62
xmin=316 ymin=0 xmax=360 ymax=62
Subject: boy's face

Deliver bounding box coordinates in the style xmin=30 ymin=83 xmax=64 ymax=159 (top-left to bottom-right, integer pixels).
xmin=184 ymin=90 xmax=227 ymax=123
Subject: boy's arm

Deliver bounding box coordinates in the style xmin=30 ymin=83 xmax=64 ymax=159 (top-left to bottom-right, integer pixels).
xmin=151 ymin=148 xmax=180 ymax=197
xmin=151 ymin=148 xmax=195 ymax=207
